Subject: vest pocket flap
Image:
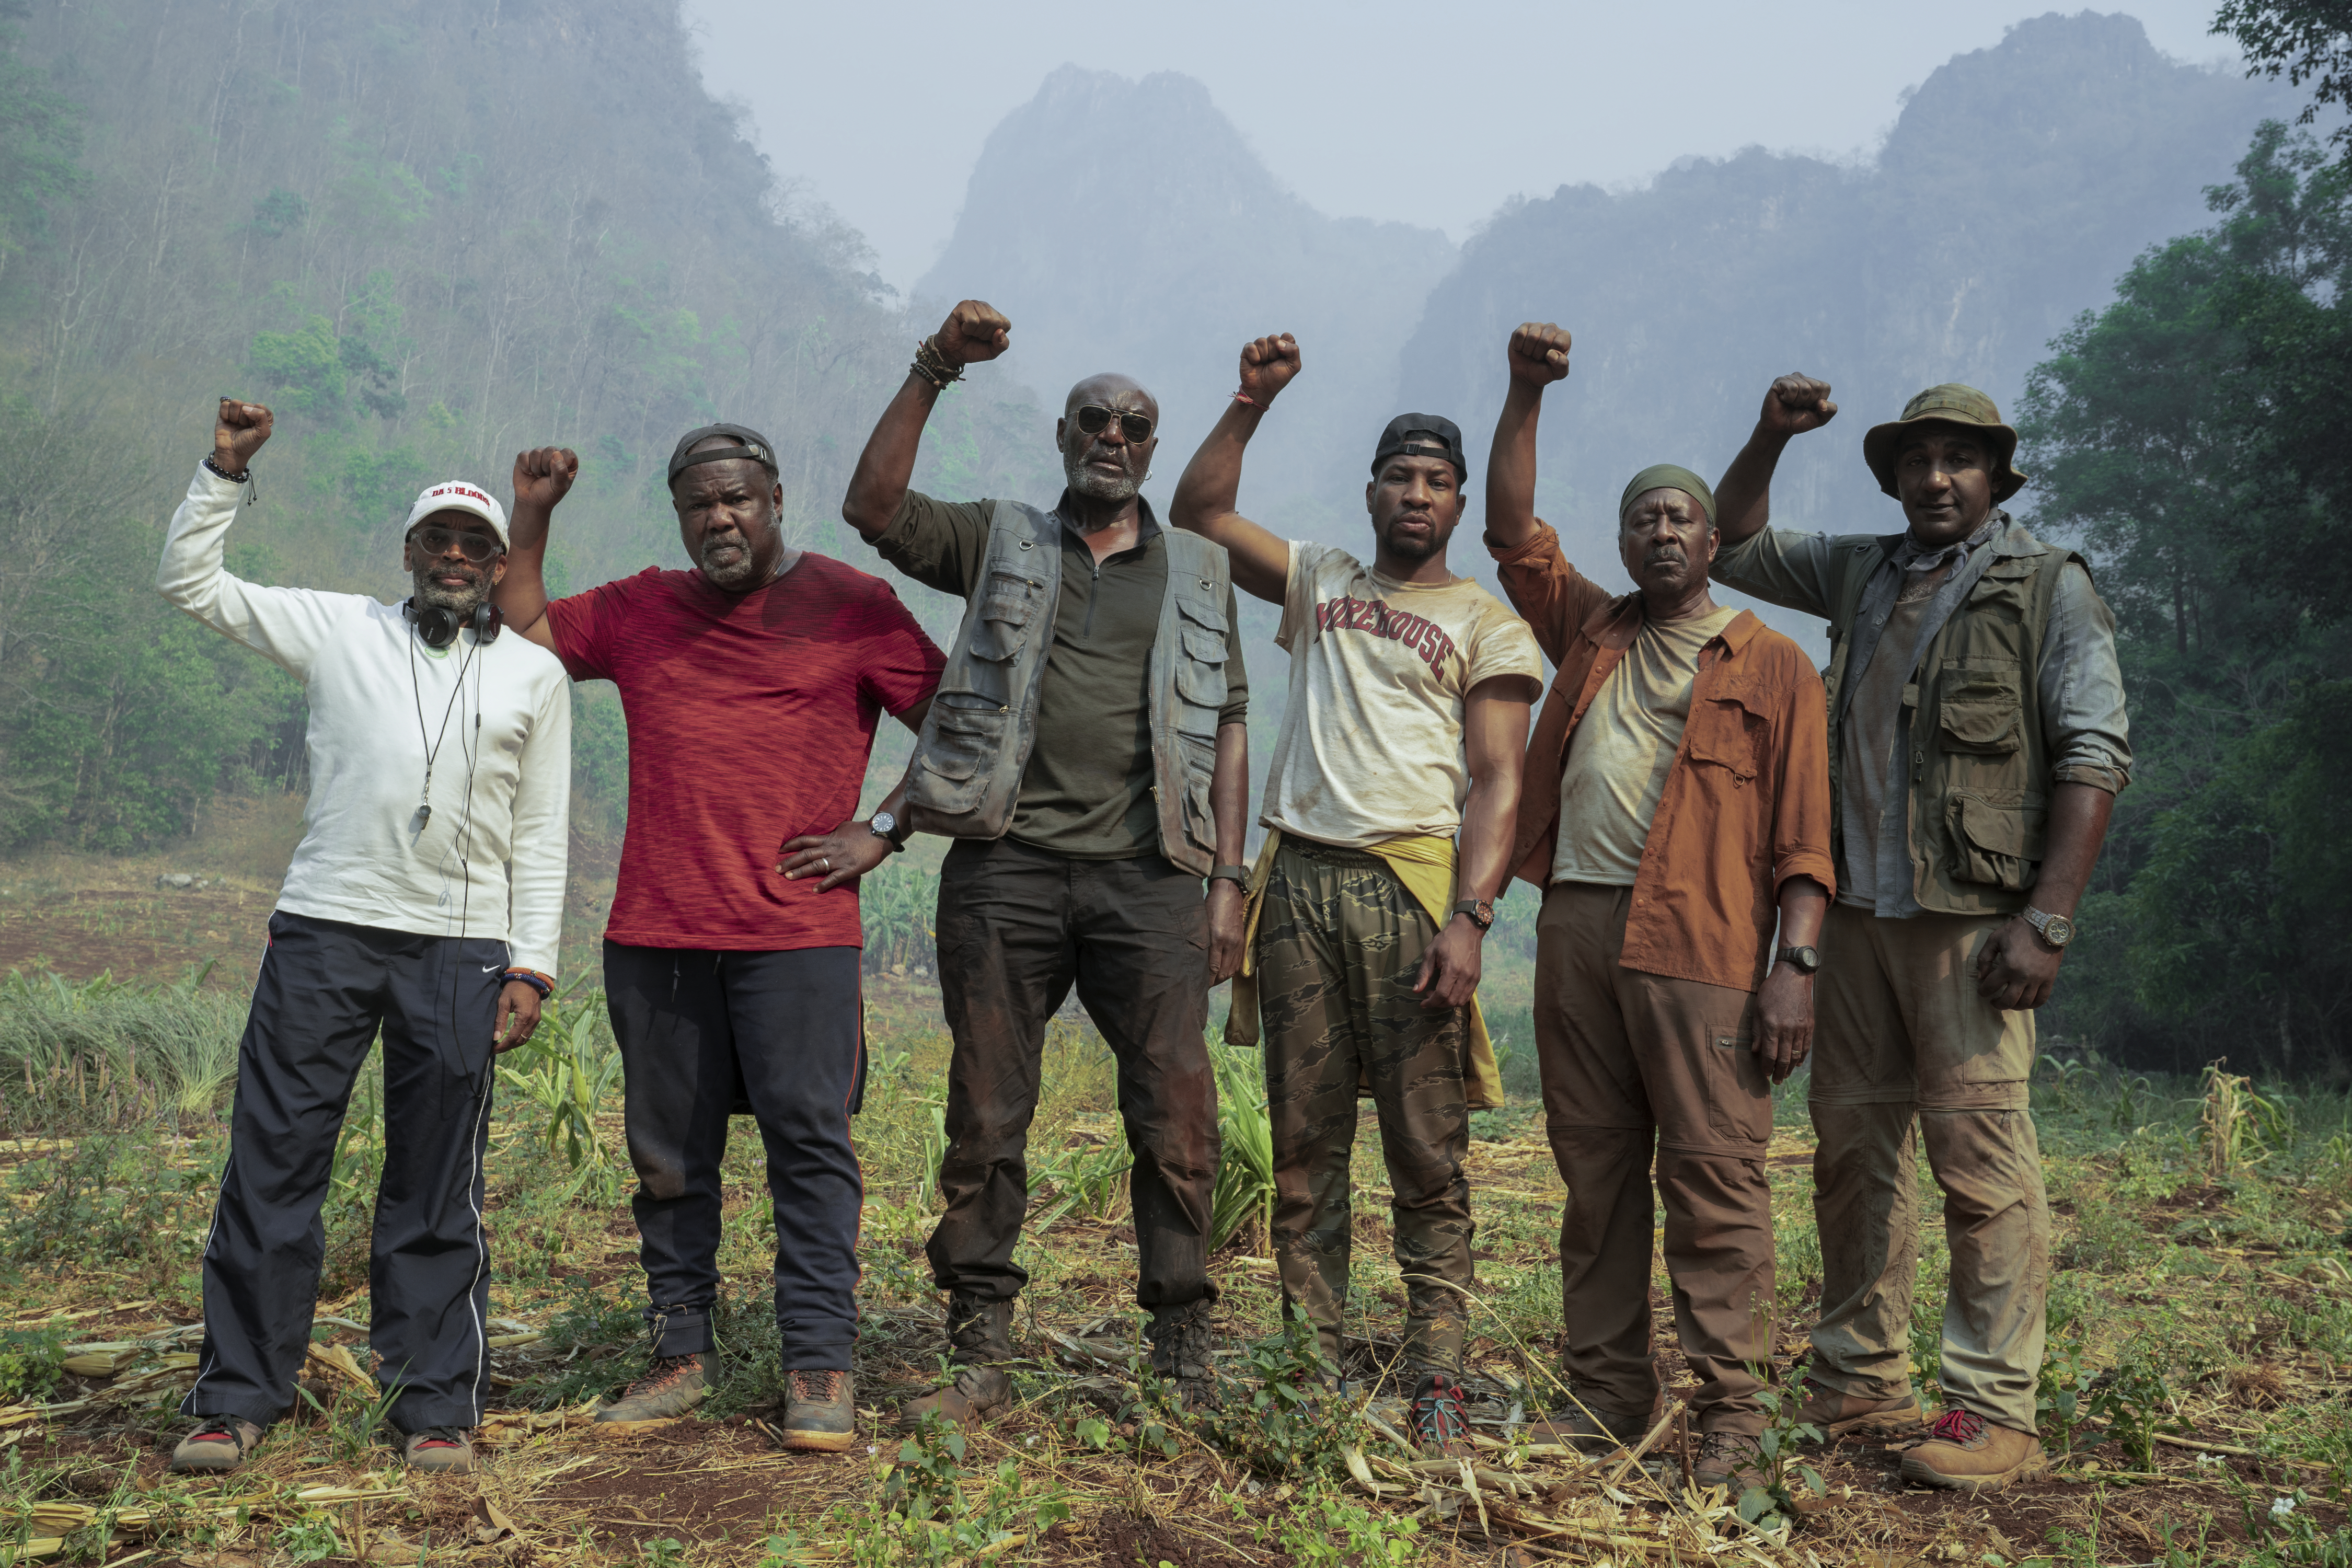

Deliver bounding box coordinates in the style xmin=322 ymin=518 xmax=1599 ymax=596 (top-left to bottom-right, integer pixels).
xmin=971 ymin=571 xmax=1046 ymax=661
xmin=1946 ymin=791 xmax=2046 ymax=892
xmin=1180 ymin=627 xmax=1228 ymax=664
xmin=917 ymin=696 xmax=1009 ymax=786
xmin=1175 ymin=595 xmax=1229 ymax=634
xmin=1174 ymin=660 xmax=1227 ymax=710
xmin=1938 ymin=664 xmax=2023 ymax=753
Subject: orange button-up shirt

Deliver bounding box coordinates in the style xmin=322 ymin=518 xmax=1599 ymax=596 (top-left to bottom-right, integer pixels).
xmin=1491 ymin=522 xmax=1837 ymax=994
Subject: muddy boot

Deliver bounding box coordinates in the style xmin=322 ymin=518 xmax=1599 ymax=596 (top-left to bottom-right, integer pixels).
xmin=169 ymin=1416 xmax=262 ymax=1473
xmin=899 ymin=1295 xmax=1014 ymax=1430
xmin=780 ymin=1369 xmax=858 ymax=1452
xmin=1899 ymin=1407 xmax=2047 ymax=1493
xmin=1526 ymin=1399 xmax=1651 ymax=1454
xmin=1145 ymin=1298 xmax=1219 ymax=1409
xmin=1691 ymin=1431 xmax=1761 ymax=1491
xmin=595 ymin=1352 xmax=712 ymax=1422
xmin=1795 ymin=1377 xmax=1923 ymax=1439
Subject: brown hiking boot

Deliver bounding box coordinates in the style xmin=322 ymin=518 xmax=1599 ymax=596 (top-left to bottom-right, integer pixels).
xmin=1899 ymin=1406 xmax=2047 ymax=1493
xmin=899 ymin=1294 xmax=1014 ymax=1430
xmin=1145 ymin=1299 xmax=1218 ymax=1409
xmin=1795 ymin=1377 xmax=1924 ymax=1438
xmin=169 ymin=1416 xmax=262 ymax=1473
xmin=1526 ymin=1400 xmax=1651 ymax=1454
xmin=401 ymin=1426 xmax=477 ymax=1473
xmin=595 ymin=1352 xmax=711 ymax=1422
xmin=1691 ymin=1431 xmax=1761 ymax=1491
xmin=780 ymin=1369 xmax=858 ymax=1452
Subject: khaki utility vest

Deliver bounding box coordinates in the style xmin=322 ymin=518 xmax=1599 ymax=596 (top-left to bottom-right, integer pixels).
xmin=904 ymin=500 xmax=1233 ymax=875
xmin=1821 ymin=521 xmax=2085 ymax=916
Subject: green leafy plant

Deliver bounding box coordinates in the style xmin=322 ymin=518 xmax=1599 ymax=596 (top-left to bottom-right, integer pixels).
xmin=869 ymin=1411 xmax=1072 ymax=1565
xmin=1208 ymin=1037 xmax=1274 ymax=1251
xmin=494 ymin=983 xmax=626 ymax=1203
xmin=1735 ymin=1369 xmax=1827 ymax=1531
xmin=0 ymin=1320 xmax=66 ymax=1403
xmin=2038 ymin=1336 xmax=2100 ymax=1456
xmin=2088 ymin=1355 xmax=2179 ymax=1467
xmin=272 ymin=1512 xmax=342 ymax=1564
xmin=1197 ymin=1312 xmax=1353 ymax=1478
xmin=1275 ymin=1480 xmax=1421 ymax=1566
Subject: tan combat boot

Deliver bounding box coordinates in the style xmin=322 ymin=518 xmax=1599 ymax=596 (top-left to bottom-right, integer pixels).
xmin=899 ymin=1295 xmax=1014 ymax=1429
xmin=1899 ymin=1406 xmax=2047 ymax=1493
xmin=595 ymin=1352 xmax=712 ymax=1422
xmin=1795 ymin=1377 xmax=1924 ymax=1438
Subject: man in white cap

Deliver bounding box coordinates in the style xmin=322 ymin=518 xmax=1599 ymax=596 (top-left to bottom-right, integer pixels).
xmin=158 ymin=398 xmax=572 ymax=1475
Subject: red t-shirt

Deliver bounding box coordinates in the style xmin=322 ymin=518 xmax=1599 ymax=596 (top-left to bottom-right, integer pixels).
xmin=548 ymin=556 xmax=944 ymax=951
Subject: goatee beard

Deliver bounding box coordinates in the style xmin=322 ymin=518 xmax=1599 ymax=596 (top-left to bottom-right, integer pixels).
xmin=413 ymin=568 xmax=488 ymax=615
xmin=1065 ymin=453 xmax=1140 ymax=504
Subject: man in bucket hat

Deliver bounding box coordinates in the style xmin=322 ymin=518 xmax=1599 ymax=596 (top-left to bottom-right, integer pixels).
xmin=160 ymin=400 xmax=572 ymax=1474
xmin=1481 ymin=324 xmax=1835 ymax=1491
xmin=1709 ymin=376 xmax=2131 ymax=1493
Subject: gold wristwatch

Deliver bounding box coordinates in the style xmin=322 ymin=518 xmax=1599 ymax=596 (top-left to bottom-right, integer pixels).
xmin=2022 ymin=906 xmax=2076 ymax=948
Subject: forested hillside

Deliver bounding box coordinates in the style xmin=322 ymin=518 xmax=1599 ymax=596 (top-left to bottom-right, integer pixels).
xmin=0 ymin=0 xmax=1043 ymax=851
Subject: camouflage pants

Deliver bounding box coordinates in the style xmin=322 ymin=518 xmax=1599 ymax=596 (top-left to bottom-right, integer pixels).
xmin=1256 ymin=837 xmax=1473 ymax=1375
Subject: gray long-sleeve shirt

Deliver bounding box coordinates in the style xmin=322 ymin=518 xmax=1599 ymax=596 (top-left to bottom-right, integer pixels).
xmin=1713 ymin=512 xmax=2130 ymax=917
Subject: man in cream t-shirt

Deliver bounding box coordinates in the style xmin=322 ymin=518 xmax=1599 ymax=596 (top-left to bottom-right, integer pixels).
xmin=1173 ymin=331 xmax=1539 ymax=1456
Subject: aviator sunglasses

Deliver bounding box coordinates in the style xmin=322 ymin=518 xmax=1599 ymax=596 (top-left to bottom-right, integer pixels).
xmin=406 ymin=524 xmax=504 ymax=563
xmin=1073 ymin=404 xmax=1155 ymax=444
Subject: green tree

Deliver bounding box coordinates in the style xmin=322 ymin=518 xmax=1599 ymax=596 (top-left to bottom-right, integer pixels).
xmin=0 ymin=0 xmax=85 ymax=287
xmin=2216 ymin=0 xmax=2352 ymax=175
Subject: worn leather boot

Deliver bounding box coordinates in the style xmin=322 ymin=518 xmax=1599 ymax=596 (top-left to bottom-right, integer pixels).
xmin=1795 ymin=1377 xmax=1924 ymax=1438
xmin=1526 ymin=1399 xmax=1652 ymax=1454
xmin=1145 ymin=1298 xmax=1218 ymax=1409
xmin=1899 ymin=1407 xmax=2047 ymax=1493
xmin=899 ymin=1295 xmax=1014 ymax=1429
xmin=780 ymin=1369 xmax=858 ymax=1452
xmin=596 ymin=1352 xmax=712 ymax=1422
xmin=1691 ymin=1431 xmax=1761 ymax=1491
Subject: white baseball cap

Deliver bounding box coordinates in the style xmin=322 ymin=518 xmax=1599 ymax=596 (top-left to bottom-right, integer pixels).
xmin=403 ymin=480 xmax=509 ymax=549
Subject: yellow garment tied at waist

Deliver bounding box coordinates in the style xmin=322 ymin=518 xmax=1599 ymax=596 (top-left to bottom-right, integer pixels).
xmin=1225 ymin=829 xmax=1504 ymax=1111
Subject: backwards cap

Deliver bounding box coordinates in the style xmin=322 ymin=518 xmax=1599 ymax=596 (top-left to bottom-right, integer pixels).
xmin=667 ymin=422 xmax=781 ymax=486
xmin=1371 ymin=413 xmax=1469 ymax=483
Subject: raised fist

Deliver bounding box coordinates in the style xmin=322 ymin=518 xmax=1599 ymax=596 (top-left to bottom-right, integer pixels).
xmin=1238 ymin=332 xmax=1301 ymax=405
xmin=512 ymin=446 xmax=580 ymax=512
xmin=1507 ymin=322 xmax=1572 ymax=386
xmin=213 ymin=398 xmax=273 ymax=472
xmin=932 ymin=300 xmax=1011 ymax=368
xmin=1759 ymin=373 xmax=1837 ymax=436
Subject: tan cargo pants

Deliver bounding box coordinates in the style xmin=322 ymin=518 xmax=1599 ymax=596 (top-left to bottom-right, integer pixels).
xmin=1537 ymin=883 xmax=1777 ymax=1437
xmin=1809 ymin=901 xmax=2049 ymax=1434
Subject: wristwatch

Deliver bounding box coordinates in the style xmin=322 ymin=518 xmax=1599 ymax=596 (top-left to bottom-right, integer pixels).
xmin=1451 ymin=898 xmax=1495 ymax=932
xmin=1774 ymin=944 xmax=1820 ymax=974
xmin=868 ymin=810 xmax=908 ymax=851
xmin=2022 ymin=906 xmax=2076 ymax=948
xmin=1207 ymin=864 xmax=1250 ymax=888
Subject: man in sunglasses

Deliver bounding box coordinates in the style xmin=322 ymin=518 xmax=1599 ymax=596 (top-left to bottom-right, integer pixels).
xmin=842 ymin=299 xmax=1251 ymax=1424
xmin=493 ymin=425 xmax=945 ymax=1454
xmin=1169 ymin=333 xmax=1540 ymax=1456
xmin=159 ymin=399 xmax=572 ymax=1475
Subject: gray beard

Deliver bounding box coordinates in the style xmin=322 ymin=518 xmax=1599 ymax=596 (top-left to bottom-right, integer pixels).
xmin=698 ymin=537 xmax=762 ymax=589
xmin=1065 ymin=451 xmax=1140 ymax=504
xmin=413 ymin=567 xmax=489 ymax=615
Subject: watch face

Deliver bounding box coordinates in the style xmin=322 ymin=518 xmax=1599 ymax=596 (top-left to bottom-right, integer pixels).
xmin=2041 ymin=914 xmax=2075 ymax=946
xmin=870 ymin=811 xmax=897 ymax=835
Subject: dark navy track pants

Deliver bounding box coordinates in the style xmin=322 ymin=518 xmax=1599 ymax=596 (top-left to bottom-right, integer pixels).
xmin=603 ymin=943 xmax=865 ymax=1369
xmin=185 ymin=911 xmax=506 ymax=1434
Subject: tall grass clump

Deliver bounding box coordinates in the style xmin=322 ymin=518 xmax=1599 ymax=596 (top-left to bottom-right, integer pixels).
xmin=0 ymin=966 xmax=246 ymax=1136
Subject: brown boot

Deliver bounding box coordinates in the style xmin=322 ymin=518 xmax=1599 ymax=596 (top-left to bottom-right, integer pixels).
xmin=898 ymin=1294 xmax=1014 ymax=1430
xmin=1525 ymin=1399 xmax=1652 ymax=1454
xmin=595 ymin=1352 xmax=711 ymax=1422
xmin=1795 ymin=1378 xmax=1923 ymax=1438
xmin=1691 ymin=1431 xmax=1761 ymax=1491
xmin=1899 ymin=1407 xmax=2047 ymax=1493
xmin=169 ymin=1417 xmax=262 ymax=1473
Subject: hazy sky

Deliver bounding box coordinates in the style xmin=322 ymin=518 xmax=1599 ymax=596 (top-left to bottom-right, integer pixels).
xmin=685 ymin=2 xmax=2243 ymax=294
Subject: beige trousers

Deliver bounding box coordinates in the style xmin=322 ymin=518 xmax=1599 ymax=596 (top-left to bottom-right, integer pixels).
xmin=1808 ymin=901 xmax=2049 ymax=1434
xmin=1537 ymin=883 xmax=1776 ymax=1436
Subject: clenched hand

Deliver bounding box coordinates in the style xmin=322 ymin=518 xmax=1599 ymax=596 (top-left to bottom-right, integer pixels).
xmin=1238 ymin=332 xmax=1301 ymax=406
xmin=214 ymin=398 xmax=273 ymax=472
xmin=932 ymin=300 xmax=1011 ymax=369
xmin=1757 ymin=373 xmax=1837 ymax=437
xmin=1507 ymin=322 xmax=1572 ymax=386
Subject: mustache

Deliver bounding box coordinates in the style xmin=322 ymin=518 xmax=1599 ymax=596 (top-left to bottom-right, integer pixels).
xmin=1643 ymin=547 xmax=1687 ymax=567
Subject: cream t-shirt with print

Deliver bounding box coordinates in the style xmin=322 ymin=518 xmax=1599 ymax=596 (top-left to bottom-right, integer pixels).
xmin=1262 ymin=541 xmax=1543 ymax=850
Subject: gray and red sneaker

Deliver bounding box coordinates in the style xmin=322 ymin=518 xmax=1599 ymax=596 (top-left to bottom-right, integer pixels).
xmin=1410 ymin=1371 xmax=1472 ymax=1458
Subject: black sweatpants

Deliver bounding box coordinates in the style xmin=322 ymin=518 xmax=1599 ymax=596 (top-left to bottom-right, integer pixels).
xmin=603 ymin=943 xmax=865 ymax=1368
xmin=926 ymin=837 xmax=1221 ymax=1311
xmin=185 ymin=911 xmax=505 ymax=1434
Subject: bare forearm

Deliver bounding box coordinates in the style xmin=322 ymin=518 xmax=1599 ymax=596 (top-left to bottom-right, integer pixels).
xmin=1484 ymin=379 xmax=1544 ymax=549
xmin=1775 ymin=875 xmax=1828 ymax=948
xmin=1171 ymin=402 xmax=1261 ymax=535
xmin=1456 ymin=774 xmax=1520 ymax=903
xmin=1713 ymin=427 xmax=1791 ymax=548
xmin=2032 ymin=782 xmax=2114 ymax=917
xmin=842 ymin=373 xmax=942 ymax=540
xmin=1210 ymin=720 xmax=1248 ymax=866
xmin=495 ymin=503 xmax=554 ymax=642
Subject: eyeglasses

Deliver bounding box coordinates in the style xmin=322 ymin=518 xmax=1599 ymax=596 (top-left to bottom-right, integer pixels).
xmin=407 ymin=525 xmax=503 ymax=563
xmin=1073 ymin=405 xmax=1155 ymax=444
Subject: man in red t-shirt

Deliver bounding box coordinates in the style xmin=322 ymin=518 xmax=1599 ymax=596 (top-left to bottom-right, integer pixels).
xmin=494 ymin=424 xmax=944 ymax=1454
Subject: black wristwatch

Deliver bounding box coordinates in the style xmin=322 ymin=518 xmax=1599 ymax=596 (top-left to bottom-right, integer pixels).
xmin=1774 ymin=944 xmax=1821 ymax=975
xmin=868 ymin=810 xmax=908 ymax=851
xmin=1451 ymin=898 xmax=1495 ymax=932
xmin=1207 ymin=864 xmax=1249 ymax=888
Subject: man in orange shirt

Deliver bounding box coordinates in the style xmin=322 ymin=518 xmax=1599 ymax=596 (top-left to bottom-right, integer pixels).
xmin=1483 ymin=324 xmax=1835 ymax=1490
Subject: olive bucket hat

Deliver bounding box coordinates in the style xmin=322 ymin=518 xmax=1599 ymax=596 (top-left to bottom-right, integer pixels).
xmin=1862 ymin=384 xmax=2030 ymax=504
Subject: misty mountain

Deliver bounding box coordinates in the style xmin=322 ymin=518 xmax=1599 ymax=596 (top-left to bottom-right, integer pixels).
xmin=917 ymin=66 xmax=1457 ymax=525
xmin=1398 ymin=11 xmax=2302 ymax=572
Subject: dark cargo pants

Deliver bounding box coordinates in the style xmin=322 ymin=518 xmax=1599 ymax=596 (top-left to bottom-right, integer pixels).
xmin=185 ymin=911 xmax=503 ymax=1435
xmin=926 ymin=836 xmax=1221 ymax=1310
xmin=1256 ymin=837 xmax=1474 ymax=1375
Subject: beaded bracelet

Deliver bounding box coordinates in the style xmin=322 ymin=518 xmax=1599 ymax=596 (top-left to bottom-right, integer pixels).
xmin=202 ymin=454 xmax=252 ymax=484
xmin=501 ymin=967 xmax=555 ymax=999
xmin=910 ymin=336 xmax=965 ymax=390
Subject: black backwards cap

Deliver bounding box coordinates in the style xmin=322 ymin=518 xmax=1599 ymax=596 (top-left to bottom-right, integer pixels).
xmin=667 ymin=422 xmax=781 ymax=486
xmin=1371 ymin=413 xmax=1469 ymax=483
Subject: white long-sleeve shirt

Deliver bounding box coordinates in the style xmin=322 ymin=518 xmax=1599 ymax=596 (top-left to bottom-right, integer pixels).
xmin=158 ymin=465 xmax=571 ymax=974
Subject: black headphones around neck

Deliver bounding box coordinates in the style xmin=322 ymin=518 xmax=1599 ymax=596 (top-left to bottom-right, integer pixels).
xmin=405 ymin=598 xmax=503 ymax=650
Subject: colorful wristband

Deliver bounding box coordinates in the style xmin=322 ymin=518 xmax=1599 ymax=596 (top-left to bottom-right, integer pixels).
xmin=501 ymin=967 xmax=554 ymax=998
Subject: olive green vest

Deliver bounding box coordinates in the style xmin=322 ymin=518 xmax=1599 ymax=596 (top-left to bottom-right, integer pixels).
xmin=903 ymin=500 xmax=1232 ymax=875
xmin=1821 ymin=521 xmax=2085 ymax=916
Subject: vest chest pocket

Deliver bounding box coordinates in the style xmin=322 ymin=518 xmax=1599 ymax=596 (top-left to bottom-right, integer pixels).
xmin=1945 ymin=789 xmax=2047 ymax=892
xmin=1173 ymin=599 xmax=1229 ymax=733
xmin=1938 ymin=662 xmax=2023 ymax=755
xmin=969 ymin=570 xmax=1046 ymax=662
xmin=1965 ymin=562 xmax=2037 ymax=622
xmin=911 ymin=693 xmax=1009 ymax=813
xmin=1684 ymin=693 xmax=1765 ymax=785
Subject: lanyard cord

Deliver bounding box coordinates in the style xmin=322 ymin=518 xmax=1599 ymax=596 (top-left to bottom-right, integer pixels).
xmin=408 ymin=621 xmax=480 ymax=829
